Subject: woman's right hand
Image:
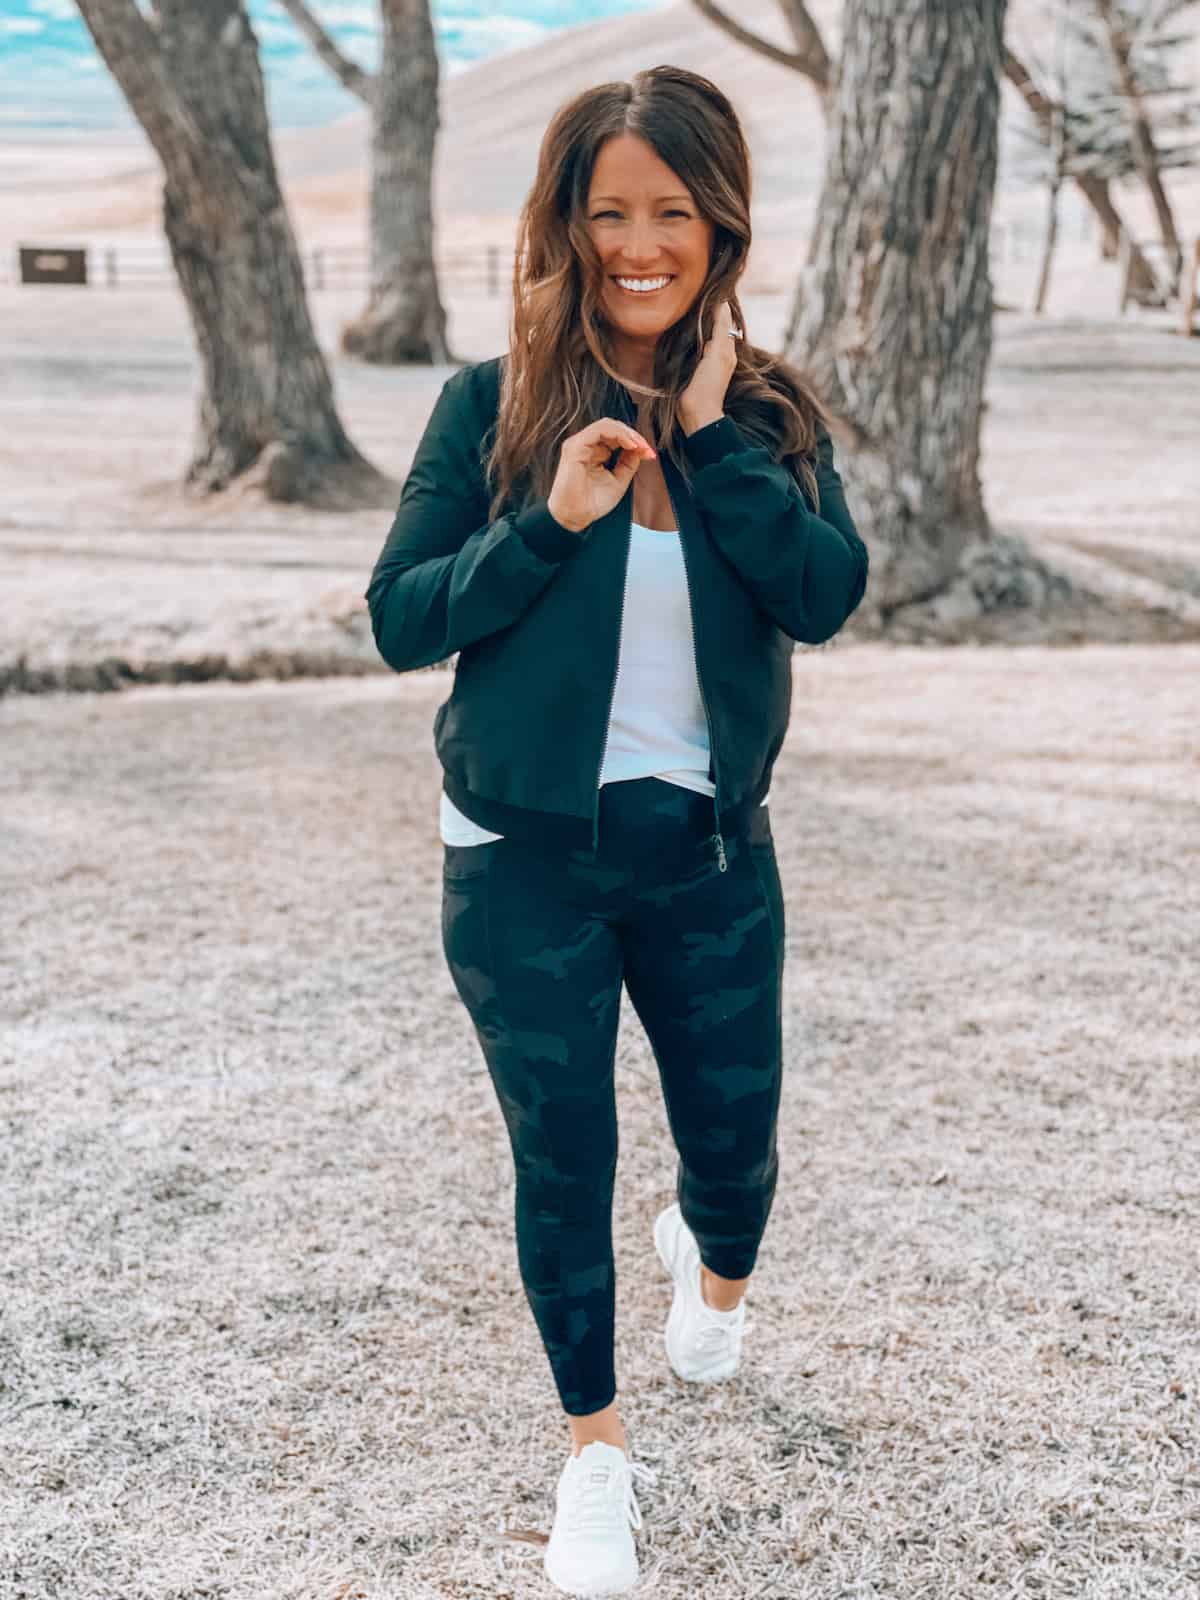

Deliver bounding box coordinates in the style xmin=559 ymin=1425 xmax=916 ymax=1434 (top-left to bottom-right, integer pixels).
xmin=546 ymin=418 xmax=657 ymax=534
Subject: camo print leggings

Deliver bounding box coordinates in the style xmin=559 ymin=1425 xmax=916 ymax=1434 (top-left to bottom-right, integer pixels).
xmin=440 ymin=775 xmax=785 ymax=1417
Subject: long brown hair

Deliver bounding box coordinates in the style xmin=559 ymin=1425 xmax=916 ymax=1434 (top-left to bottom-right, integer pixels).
xmin=479 ymin=64 xmax=831 ymax=525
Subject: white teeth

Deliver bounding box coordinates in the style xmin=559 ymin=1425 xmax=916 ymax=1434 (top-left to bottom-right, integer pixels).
xmin=615 ymin=276 xmax=671 ymax=293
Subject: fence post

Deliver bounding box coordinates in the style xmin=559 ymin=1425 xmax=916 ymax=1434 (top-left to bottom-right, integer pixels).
xmin=487 ymin=244 xmax=498 ymax=298
xmin=312 ymin=248 xmax=324 ymax=291
xmin=106 ymin=247 xmax=118 ymax=288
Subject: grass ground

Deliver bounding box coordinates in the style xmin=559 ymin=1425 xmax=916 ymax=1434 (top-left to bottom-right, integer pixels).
xmin=2 ymin=641 xmax=1197 ymax=1597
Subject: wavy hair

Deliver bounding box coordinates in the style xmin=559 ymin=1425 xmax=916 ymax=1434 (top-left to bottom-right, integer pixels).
xmin=479 ymin=64 xmax=832 ymax=525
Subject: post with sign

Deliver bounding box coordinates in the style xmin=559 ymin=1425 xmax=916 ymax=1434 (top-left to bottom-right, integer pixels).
xmin=18 ymin=247 xmax=88 ymax=285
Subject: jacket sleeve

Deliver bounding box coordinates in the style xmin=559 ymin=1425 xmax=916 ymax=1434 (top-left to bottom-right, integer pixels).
xmin=364 ymin=367 xmax=589 ymax=673
xmin=680 ymin=414 xmax=869 ymax=645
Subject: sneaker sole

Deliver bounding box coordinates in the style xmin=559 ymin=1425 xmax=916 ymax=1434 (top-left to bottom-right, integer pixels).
xmin=544 ymin=1540 xmax=639 ymax=1596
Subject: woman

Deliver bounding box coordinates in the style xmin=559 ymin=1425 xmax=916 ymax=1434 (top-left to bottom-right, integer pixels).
xmin=364 ymin=64 xmax=867 ymax=1599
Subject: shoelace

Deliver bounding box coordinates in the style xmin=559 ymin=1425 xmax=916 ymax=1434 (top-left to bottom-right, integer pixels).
xmin=564 ymin=1454 xmax=659 ymax=1534
xmin=688 ymin=1244 xmax=751 ymax=1351
xmin=693 ymin=1314 xmax=752 ymax=1350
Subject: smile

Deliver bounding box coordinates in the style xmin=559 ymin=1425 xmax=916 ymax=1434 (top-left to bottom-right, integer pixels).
xmin=612 ymin=275 xmax=675 ymax=296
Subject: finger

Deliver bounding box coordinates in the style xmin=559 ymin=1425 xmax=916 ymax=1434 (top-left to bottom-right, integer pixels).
xmin=594 ymin=418 xmax=655 ymax=455
xmin=614 ymin=429 xmax=655 ymax=458
xmin=617 ymin=425 xmax=654 ymax=456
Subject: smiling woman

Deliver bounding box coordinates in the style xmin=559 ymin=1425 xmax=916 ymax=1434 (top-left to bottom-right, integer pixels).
xmin=364 ymin=57 xmax=868 ymax=1600
xmin=485 ymin=68 xmax=831 ymax=526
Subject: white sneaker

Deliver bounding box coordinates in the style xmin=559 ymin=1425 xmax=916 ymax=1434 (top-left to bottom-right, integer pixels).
xmin=653 ymin=1202 xmax=751 ymax=1383
xmin=542 ymin=1438 xmax=657 ymax=1597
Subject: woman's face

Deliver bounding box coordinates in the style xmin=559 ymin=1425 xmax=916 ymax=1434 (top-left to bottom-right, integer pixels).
xmin=584 ymin=132 xmax=713 ymax=356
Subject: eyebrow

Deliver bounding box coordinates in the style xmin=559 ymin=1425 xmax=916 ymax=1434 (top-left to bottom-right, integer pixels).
xmin=591 ymin=194 xmax=692 ymax=204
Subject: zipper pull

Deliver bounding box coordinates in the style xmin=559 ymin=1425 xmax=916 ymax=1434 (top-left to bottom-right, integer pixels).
xmin=712 ymin=832 xmax=727 ymax=873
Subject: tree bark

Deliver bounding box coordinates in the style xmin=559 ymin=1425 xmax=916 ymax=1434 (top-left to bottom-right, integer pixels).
xmin=76 ymin=0 xmax=389 ymax=504
xmin=786 ymin=0 xmax=1010 ymax=615
xmin=276 ymin=0 xmax=455 ymax=365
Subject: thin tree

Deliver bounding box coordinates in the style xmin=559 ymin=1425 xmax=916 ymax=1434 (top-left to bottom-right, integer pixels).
xmin=1009 ymin=0 xmax=1200 ymax=303
xmin=1033 ymin=0 xmax=1071 ymax=313
xmin=75 ymin=0 xmax=391 ymax=505
xmin=276 ymin=0 xmax=456 ymax=364
xmin=1003 ymin=39 xmax=1161 ymax=301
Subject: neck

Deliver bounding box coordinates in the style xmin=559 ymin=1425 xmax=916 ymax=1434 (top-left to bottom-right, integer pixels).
xmin=610 ymin=331 xmax=657 ymax=391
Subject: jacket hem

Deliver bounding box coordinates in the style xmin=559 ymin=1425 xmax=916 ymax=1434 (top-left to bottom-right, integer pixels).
xmin=441 ymin=769 xmax=767 ymax=851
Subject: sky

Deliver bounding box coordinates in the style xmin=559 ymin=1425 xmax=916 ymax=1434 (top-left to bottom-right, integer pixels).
xmin=0 ymin=1 xmax=670 ymax=133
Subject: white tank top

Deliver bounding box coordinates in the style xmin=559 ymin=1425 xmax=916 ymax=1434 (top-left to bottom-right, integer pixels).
xmin=439 ymin=519 xmax=767 ymax=844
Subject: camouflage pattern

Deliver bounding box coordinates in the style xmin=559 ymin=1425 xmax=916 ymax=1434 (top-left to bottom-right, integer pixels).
xmin=440 ymin=776 xmax=785 ymax=1418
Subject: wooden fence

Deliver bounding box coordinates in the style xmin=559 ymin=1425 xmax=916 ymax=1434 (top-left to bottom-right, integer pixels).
xmin=8 ymin=242 xmax=512 ymax=295
xmin=8 ymin=220 xmax=1198 ymax=333
xmin=7 ymin=217 xmax=1088 ymax=293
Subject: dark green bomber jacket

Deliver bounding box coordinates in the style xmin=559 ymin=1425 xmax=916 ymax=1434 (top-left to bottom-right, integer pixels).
xmin=363 ymin=353 xmax=868 ymax=866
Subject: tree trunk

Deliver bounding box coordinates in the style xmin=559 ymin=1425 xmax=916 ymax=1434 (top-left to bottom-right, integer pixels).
xmin=341 ymin=0 xmax=454 ymax=364
xmin=76 ymin=0 xmax=390 ymax=505
xmin=1034 ymin=164 xmax=1062 ymax=314
xmin=786 ymin=0 xmax=1009 ymax=615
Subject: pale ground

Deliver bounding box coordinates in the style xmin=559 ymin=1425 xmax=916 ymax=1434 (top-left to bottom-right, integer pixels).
xmin=2 ymin=642 xmax=1198 ymax=1598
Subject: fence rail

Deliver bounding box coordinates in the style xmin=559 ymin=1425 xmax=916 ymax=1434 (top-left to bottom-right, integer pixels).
xmin=6 ymin=213 xmax=1102 ymax=293
xmin=6 ymin=243 xmax=514 ymax=293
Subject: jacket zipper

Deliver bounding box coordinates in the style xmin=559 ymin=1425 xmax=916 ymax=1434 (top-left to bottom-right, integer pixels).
xmin=663 ymin=465 xmax=727 ymax=872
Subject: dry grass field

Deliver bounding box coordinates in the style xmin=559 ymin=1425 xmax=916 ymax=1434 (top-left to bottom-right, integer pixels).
xmin=2 ymin=637 xmax=1198 ymax=1598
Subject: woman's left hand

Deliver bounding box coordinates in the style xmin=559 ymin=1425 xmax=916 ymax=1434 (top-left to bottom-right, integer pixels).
xmin=678 ymin=300 xmax=741 ymax=434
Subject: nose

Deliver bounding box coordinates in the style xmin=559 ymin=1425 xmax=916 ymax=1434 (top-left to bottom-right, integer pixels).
xmin=617 ymin=217 xmax=668 ymax=270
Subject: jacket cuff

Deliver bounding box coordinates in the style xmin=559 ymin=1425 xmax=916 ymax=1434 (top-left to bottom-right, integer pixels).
xmin=680 ymin=414 xmax=743 ymax=471
xmin=514 ymin=498 xmax=587 ymax=563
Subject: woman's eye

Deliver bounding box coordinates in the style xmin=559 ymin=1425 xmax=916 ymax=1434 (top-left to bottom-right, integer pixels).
xmin=594 ymin=210 xmax=689 ymax=219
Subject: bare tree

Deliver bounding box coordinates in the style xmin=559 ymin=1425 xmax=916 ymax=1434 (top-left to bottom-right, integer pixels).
xmin=75 ymin=0 xmax=390 ymax=505
xmin=1004 ymin=39 xmax=1160 ymax=302
xmin=1093 ymin=0 xmax=1190 ymax=291
xmin=277 ymin=0 xmax=456 ymax=364
xmin=1008 ymin=0 xmax=1200 ymax=302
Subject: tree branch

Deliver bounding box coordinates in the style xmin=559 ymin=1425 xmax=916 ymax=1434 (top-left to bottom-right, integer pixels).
xmin=74 ymin=0 xmax=205 ymax=176
xmin=688 ymin=0 xmax=834 ymax=108
xmin=1093 ymin=0 xmax=1182 ymax=275
xmin=274 ymin=0 xmax=375 ymax=104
